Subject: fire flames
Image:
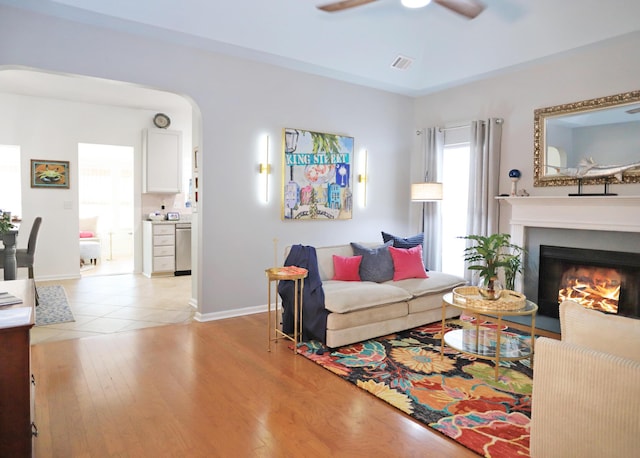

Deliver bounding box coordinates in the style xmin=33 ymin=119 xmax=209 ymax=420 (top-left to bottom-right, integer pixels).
xmin=558 ymin=266 xmax=621 ymax=314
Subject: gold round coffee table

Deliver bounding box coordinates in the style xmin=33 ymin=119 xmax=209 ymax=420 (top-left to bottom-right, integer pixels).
xmin=441 ymin=291 xmax=537 ymax=380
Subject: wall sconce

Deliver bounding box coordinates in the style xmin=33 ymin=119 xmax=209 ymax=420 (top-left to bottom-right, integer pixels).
xmin=358 ymin=149 xmax=368 ymax=207
xmin=258 ymin=163 xmax=271 ymax=174
xmin=258 ymin=135 xmax=271 ymax=203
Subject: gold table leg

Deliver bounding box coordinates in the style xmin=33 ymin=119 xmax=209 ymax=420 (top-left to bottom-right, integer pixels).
xmin=440 ymin=298 xmax=447 ymax=357
xmin=495 ymin=315 xmax=502 ymax=381
xmin=267 ymin=278 xmax=272 ymax=352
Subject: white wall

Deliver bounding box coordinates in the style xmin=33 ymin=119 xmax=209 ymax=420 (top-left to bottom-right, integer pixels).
xmin=0 ymin=6 xmax=414 ymax=315
xmin=9 ymin=6 xmax=635 ymax=316
xmin=0 ymin=92 xmax=193 ymax=279
xmin=414 ymin=31 xmax=640 ymax=234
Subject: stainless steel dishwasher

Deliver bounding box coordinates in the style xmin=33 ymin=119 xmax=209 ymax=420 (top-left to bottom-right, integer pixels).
xmin=175 ymin=223 xmax=191 ymax=275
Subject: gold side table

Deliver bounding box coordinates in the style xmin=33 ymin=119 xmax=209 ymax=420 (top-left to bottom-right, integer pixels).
xmin=266 ymin=266 xmax=308 ymax=354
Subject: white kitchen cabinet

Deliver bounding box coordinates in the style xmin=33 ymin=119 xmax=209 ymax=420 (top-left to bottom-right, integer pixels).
xmin=143 ymin=221 xmax=176 ymax=277
xmin=143 ymin=129 xmax=182 ymax=193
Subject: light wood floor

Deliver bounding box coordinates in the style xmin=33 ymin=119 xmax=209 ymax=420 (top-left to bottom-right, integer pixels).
xmin=32 ymin=313 xmax=480 ymax=458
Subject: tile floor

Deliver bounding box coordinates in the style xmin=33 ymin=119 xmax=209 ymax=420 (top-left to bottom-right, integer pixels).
xmin=31 ymin=271 xmax=194 ymax=345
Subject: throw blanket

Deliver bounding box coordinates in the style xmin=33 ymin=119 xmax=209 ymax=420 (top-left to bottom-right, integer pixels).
xmin=278 ymin=244 xmax=327 ymax=343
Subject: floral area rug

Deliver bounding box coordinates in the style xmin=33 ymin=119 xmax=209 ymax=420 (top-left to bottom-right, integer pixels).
xmin=298 ymin=317 xmax=533 ymax=457
xmin=35 ymin=285 xmax=75 ymax=326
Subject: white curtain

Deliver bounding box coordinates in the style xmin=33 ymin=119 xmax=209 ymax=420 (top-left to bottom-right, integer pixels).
xmin=422 ymin=127 xmax=444 ymax=271
xmin=465 ymin=118 xmax=503 ymax=282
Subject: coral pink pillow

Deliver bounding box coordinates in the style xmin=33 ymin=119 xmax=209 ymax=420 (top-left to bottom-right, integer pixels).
xmin=389 ymin=245 xmax=428 ymax=281
xmin=332 ymin=255 xmax=362 ymax=281
xmin=79 ymin=231 xmax=95 ymax=238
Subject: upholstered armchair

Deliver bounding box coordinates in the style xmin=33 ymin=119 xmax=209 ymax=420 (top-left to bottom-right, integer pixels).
xmin=530 ymin=300 xmax=640 ymax=457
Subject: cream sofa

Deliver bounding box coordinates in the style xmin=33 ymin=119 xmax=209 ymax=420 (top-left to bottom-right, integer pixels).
xmin=531 ymin=300 xmax=640 ymax=458
xmin=289 ymin=243 xmax=466 ymax=348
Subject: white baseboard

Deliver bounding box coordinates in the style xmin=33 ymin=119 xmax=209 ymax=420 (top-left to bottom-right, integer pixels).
xmin=194 ymin=303 xmax=268 ymax=322
xmin=33 ymin=273 xmax=81 ymax=282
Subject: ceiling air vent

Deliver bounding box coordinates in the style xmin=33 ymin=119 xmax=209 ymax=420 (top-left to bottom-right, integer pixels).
xmin=390 ymin=55 xmax=414 ymax=70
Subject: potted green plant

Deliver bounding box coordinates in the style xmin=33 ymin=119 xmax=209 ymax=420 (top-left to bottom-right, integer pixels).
xmin=503 ymin=250 xmax=525 ymax=291
xmin=0 ymin=212 xmax=15 ymax=235
xmin=461 ymin=233 xmax=524 ymax=299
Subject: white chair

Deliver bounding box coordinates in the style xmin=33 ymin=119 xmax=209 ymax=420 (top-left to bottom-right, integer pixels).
xmin=530 ymin=300 xmax=640 ymax=457
xmin=79 ymin=216 xmax=102 ymax=264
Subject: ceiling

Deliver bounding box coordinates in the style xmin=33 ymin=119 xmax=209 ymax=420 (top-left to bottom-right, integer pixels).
xmin=2 ymin=0 xmax=640 ymax=99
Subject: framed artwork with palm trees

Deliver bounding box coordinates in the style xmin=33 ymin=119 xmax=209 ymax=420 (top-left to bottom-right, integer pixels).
xmin=281 ymin=128 xmax=354 ymax=221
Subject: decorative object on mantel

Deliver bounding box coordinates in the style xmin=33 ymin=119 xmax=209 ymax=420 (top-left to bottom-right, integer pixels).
xmin=461 ymin=233 xmax=525 ymax=298
xmin=549 ymin=157 xmax=640 ymax=196
xmin=551 ymin=157 xmax=640 ymax=181
xmin=508 ymin=169 xmax=521 ymax=196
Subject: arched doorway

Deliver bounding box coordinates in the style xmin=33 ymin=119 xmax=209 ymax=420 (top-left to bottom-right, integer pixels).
xmin=0 ymin=66 xmax=201 ymax=343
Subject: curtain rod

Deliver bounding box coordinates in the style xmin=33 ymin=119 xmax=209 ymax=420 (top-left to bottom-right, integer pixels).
xmin=415 ymin=124 xmax=468 ymax=135
xmin=416 ymin=118 xmax=504 ymax=135
xmin=438 ymin=124 xmax=470 ymax=133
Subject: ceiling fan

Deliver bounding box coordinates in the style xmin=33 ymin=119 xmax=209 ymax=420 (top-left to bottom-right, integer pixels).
xmin=317 ymin=0 xmax=486 ymax=19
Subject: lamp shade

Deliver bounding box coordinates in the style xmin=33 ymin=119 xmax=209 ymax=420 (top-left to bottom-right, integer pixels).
xmin=411 ymin=182 xmax=443 ymax=202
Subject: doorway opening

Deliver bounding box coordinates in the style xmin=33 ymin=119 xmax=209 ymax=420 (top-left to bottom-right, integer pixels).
xmin=0 ymin=145 xmax=22 ymax=218
xmin=78 ymin=143 xmax=134 ymax=276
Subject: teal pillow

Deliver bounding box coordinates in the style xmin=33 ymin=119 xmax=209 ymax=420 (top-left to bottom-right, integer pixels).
xmin=350 ymin=241 xmax=394 ymax=283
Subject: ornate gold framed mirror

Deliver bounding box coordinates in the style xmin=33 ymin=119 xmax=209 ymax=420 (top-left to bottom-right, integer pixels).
xmin=534 ymin=90 xmax=640 ymax=187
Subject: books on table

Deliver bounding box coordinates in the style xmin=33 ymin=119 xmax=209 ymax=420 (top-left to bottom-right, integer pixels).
xmin=0 ymin=292 xmax=23 ymax=306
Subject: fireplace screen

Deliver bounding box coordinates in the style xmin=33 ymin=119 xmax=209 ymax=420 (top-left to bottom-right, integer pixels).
xmin=538 ymin=245 xmax=640 ymax=319
xmin=558 ymin=266 xmax=621 ymax=314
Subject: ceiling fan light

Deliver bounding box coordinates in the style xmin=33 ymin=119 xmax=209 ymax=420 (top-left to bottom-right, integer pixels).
xmin=401 ymin=0 xmax=432 ymax=8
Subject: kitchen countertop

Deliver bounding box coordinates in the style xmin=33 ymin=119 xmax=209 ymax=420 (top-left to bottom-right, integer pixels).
xmin=145 ymin=220 xmax=191 ymax=225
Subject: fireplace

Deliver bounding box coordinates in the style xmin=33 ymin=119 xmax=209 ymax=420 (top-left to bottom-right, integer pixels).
xmin=499 ymin=196 xmax=640 ymax=333
xmin=538 ymin=245 xmax=640 ymax=319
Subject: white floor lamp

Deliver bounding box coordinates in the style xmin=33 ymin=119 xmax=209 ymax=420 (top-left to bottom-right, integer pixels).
xmin=411 ymin=182 xmax=443 ymax=265
xmin=411 ymin=182 xmax=443 ymax=230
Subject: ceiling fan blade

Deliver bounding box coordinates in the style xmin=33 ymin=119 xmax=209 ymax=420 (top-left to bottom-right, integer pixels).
xmin=434 ymin=0 xmax=486 ymax=19
xmin=317 ymin=0 xmax=378 ymax=13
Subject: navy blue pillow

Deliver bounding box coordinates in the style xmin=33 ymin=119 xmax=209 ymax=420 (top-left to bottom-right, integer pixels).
xmin=381 ymin=231 xmax=424 ymax=249
xmin=350 ymin=241 xmax=394 ymax=283
xmin=381 ymin=231 xmax=428 ymax=270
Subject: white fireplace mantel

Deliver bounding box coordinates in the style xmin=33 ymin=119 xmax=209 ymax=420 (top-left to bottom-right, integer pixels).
xmin=498 ymin=196 xmax=640 ymax=247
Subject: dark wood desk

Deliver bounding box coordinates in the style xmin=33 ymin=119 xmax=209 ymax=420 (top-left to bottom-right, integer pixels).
xmin=1 ymin=229 xmax=18 ymax=280
xmin=0 ymin=279 xmax=36 ymax=456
